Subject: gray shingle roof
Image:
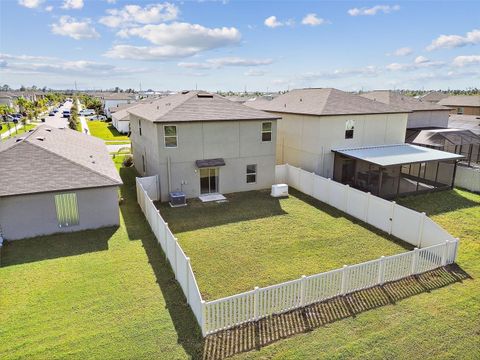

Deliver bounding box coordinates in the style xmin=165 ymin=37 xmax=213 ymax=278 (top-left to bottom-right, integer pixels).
xmin=360 ymin=91 xmax=451 ymax=111
xmin=438 ymin=95 xmax=480 ymax=107
xmin=245 ymin=88 xmax=410 ymax=116
xmin=127 ymin=91 xmax=279 ymax=123
xmin=0 ymin=125 xmax=122 ymax=197
xmin=420 ymin=91 xmax=450 ymax=103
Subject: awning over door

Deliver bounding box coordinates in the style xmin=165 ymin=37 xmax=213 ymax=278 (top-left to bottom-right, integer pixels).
xmin=195 ymin=158 xmax=226 ymax=168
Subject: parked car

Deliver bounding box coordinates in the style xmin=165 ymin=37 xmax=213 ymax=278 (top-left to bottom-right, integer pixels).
xmin=80 ymin=109 xmax=95 ymax=116
xmin=62 ymin=110 xmax=70 ymax=118
xmin=53 ymin=109 xmax=59 ymax=113
xmin=49 ymin=112 xmax=55 ymax=116
xmin=88 ymin=115 xmax=107 ymax=121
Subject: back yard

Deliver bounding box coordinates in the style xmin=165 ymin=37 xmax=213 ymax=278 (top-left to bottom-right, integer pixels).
xmin=158 ymin=190 xmax=411 ymax=299
xmin=88 ymin=120 xmax=129 ymax=141
xmin=0 ymin=162 xmax=478 ymax=359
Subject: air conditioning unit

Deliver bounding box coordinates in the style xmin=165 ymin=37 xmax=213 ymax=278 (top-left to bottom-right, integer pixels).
xmin=169 ymin=191 xmax=187 ymax=207
xmin=271 ymin=184 xmax=289 ymax=198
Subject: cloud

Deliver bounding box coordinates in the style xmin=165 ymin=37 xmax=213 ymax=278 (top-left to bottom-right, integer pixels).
xmin=300 ymin=66 xmax=381 ymax=80
xmin=426 ymin=29 xmax=480 ymax=51
xmin=18 ymin=0 xmax=44 ymax=9
xmin=178 ymin=57 xmax=273 ymax=69
xmin=301 ymin=13 xmax=327 ymax=26
xmin=386 ymin=56 xmax=444 ymax=71
xmin=105 ymin=0 xmax=116 ymax=3
xmin=348 ymin=4 xmax=400 ymax=16
xmin=388 ymin=47 xmax=413 ymax=56
xmin=264 ymin=16 xmax=294 ymax=28
xmin=99 ymin=3 xmax=179 ymax=28
xmin=0 ymin=53 xmax=143 ymax=77
xmin=45 ymin=5 xmax=53 ymax=11
xmin=61 ymin=0 xmax=84 ymax=10
xmin=244 ymin=69 xmax=266 ymax=76
xmin=106 ymin=22 xmax=241 ymax=60
xmin=51 ymin=16 xmax=100 ymax=40
xmin=453 ymin=55 xmax=480 ymax=67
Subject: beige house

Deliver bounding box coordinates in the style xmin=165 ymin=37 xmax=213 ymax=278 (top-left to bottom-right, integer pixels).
xmin=438 ymin=95 xmax=480 ymax=116
xmin=360 ymin=90 xmax=451 ymax=129
xmin=247 ymin=88 xmax=463 ymax=198
xmin=128 ymin=91 xmax=279 ymax=202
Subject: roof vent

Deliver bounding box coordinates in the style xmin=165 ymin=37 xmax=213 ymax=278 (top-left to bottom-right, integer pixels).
xmin=181 ymin=90 xmax=189 ymax=94
xmin=284 ymin=103 xmax=287 ymax=108
xmin=36 ymin=137 xmax=45 ymax=141
xmin=15 ymin=137 xmax=25 ymax=142
xmin=197 ymin=93 xmax=213 ymax=98
xmin=157 ymin=105 xmax=159 ymax=110
xmin=45 ymin=128 xmax=52 ymax=132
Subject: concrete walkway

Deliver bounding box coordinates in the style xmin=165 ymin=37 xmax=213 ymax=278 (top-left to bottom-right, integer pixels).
xmin=80 ymin=115 xmax=90 ymax=135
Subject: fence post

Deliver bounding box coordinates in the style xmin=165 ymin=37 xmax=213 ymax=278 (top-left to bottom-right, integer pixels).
xmin=185 ymin=257 xmax=191 ymax=304
xmin=345 ymin=185 xmax=350 ymax=212
xmin=253 ymin=286 xmax=260 ymax=321
xmin=389 ymin=201 xmax=396 ymax=235
xmin=441 ymin=240 xmax=449 ymax=266
xmin=300 ymin=275 xmax=307 ymax=306
xmin=453 ymin=238 xmax=460 ymax=263
xmin=173 ymin=237 xmax=178 ymax=278
xmin=340 ymin=265 xmax=349 ymax=295
xmin=364 ymin=192 xmax=371 ymax=223
xmin=417 ymin=212 xmax=426 ymax=248
xmin=201 ymin=300 xmax=207 ymax=336
xmin=378 ymin=256 xmax=386 ymax=285
xmin=411 ymin=248 xmax=419 ymax=275
xmin=164 ymin=223 xmax=169 ymax=260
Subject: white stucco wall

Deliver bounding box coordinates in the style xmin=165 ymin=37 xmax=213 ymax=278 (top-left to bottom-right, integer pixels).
xmin=273 ymin=112 xmax=408 ymax=178
xmin=130 ymin=116 xmax=277 ymax=201
xmin=407 ymin=110 xmax=450 ymax=129
xmin=0 ymin=186 xmax=120 ymax=240
xmin=104 ymin=99 xmax=134 ymax=117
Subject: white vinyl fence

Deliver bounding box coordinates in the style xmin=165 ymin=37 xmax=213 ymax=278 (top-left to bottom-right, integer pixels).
xmin=136 ymin=167 xmax=459 ymax=337
xmin=455 ymin=166 xmax=480 ymax=193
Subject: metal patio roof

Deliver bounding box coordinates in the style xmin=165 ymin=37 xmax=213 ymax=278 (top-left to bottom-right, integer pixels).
xmin=332 ymin=144 xmax=464 ymax=167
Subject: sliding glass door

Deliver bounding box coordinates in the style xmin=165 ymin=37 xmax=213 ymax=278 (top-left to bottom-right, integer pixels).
xmin=200 ymin=168 xmax=219 ymax=194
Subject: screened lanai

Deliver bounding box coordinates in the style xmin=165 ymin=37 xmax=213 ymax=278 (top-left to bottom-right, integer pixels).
xmin=332 ymin=144 xmax=464 ymax=199
xmin=406 ymin=128 xmax=480 ymax=166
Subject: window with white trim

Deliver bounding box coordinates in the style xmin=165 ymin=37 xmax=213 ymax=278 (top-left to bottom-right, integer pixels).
xmin=55 ymin=193 xmax=79 ymax=228
xmin=246 ymin=164 xmax=257 ymax=183
xmin=457 ymin=107 xmax=464 ymax=115
xmin=262 ymin=122 xmax=272 ymax=142
xmin=345 ymin=119 xmax=355 ymax=139
xmin=164 ymin=125 xmax=177 ymax=148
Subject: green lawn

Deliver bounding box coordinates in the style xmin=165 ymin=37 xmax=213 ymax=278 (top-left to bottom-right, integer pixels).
xmin=0 ymin=122 xmax=36 ymax=136
xmin=0 ymin=164 xmax=478 ymax=360
xmin=88 ymin=120 xmax=129 ymax=141
xmin=158 ymin=190 xmax=412 ymax=300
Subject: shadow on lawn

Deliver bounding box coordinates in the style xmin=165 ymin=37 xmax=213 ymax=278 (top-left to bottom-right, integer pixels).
xmin=397 ymin=189 xmax=479 ymax=216
xmin=119 ymin=167 xmax=205 ymax=358
xmin=202 ymin=265 xmax=471 ymax=360
xmin=0 ymin=227 xmax=113 ymax=267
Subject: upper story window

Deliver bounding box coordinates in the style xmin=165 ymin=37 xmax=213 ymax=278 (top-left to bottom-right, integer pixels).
xmin=262 ymin=122 xmax=272 ymax=142
xmin=457 ymin=107 xmax=464 ymax=115
xmin=164 ymin=125 xmax=177 ymax=148
xmin=345 ymin=120 xmax=355 ymax=139
xmin=139 ymin=119 xmax=142 ymax=136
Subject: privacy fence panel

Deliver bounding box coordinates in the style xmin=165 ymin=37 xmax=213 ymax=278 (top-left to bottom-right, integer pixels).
xmin=391 ymin=204 xmax=423 ymax=246
xmin=345 ymin=187 xmax=368 ymax=220
xmin=366 ymin=196 xmax=392 ymax=234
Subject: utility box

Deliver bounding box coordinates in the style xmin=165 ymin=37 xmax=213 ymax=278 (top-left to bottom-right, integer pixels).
xmin=271 ymin=184 xmax=289 ymax=198
xmin=169 ymin=191 xmax=187 ymax=207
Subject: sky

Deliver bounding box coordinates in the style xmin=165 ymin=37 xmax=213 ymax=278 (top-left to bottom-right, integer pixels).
xmin=0 ymin=0 xmax=479 ymax=92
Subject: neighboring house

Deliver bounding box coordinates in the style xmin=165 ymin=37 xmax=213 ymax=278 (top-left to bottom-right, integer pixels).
xmin=0 ymin=94 xmax=14 ymax=108
xmin=98 ymin=93 xmax=137 ymax=118
xmin=420 ymin=91 xmax=449 ymax=104
xmin=110 ymin=98 xmax=158 ymax=134
xmin=360 ymin=90 xmax=451 ymax=129
xmin=438 ymin=95 xmax=480 ymax=115
xmin=247 ymin=88 xmax=463 ymax=198
xmin=128 ymin=90 xmax=279 ymax=202
xmin=0 ymin=125 xmax=122 ymax=240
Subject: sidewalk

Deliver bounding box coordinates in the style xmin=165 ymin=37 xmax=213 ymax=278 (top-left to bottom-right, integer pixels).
xmin=80 ymin=115 xmax=90 ymax=135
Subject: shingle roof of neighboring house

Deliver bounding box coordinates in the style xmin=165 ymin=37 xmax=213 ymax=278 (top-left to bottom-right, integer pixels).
xmin=438 ymin=95 xmax=480 ymax=107
xmin=97 ymin=93 xmax=137 ymax=101
xmin=245 ymin=88 xmax=410 ymax=116
xmin=128 ymin=91 xmax=279 ymax=122
xmin=360 ymin=90 xmax=451 ymax=111
xmin=420 ymin=91 xmax=450 ymax=103
xmin=0 ymin=125 xmax=122 ymax=197
xmin=448 ymin=115 xmax=480 ymax=135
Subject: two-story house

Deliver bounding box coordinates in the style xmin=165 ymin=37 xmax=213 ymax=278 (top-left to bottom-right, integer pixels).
xmin=247 ymin=88 xmax=463 ymax=198
xmin=128 ymin=91 xmax=279 ymax=202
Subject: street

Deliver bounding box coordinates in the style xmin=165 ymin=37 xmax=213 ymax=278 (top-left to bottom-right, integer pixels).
xmin=44 ymin=100 xmax=72 ymax=128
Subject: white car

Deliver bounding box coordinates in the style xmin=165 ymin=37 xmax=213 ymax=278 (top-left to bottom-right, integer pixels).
xmin=87 ymin=115 xmax=107 ymax=121
xmin=80 ymin=109 xmax=95 ymax=116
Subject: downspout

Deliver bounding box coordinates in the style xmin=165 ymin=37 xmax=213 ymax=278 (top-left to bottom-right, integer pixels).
xmin=167 ymin=156 xmax=172 ymax=193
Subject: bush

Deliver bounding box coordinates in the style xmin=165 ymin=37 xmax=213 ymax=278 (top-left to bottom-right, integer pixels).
xmin=122 ymin=155 xmax=133 ymax=168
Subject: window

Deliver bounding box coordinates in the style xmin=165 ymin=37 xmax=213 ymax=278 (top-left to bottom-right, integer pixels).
xmin=139 ymin=119 xmax=142 ymax=136
xmin=142 ymin=154 xmax=146 ymax=173
xmin=262 ymin=122 xmax=272 ymax=142
xmin=55 ymin=193 xmax=79 ymax=228
xmin=164 ymin=125 xmax=177 ymax=148
xmin=457 ymin=107 xmax=464 ymax=115
xmin=246 ymin=164 xmax=257 ymax=183
xmin=345 ymin=120 xmax=355 ymax=139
